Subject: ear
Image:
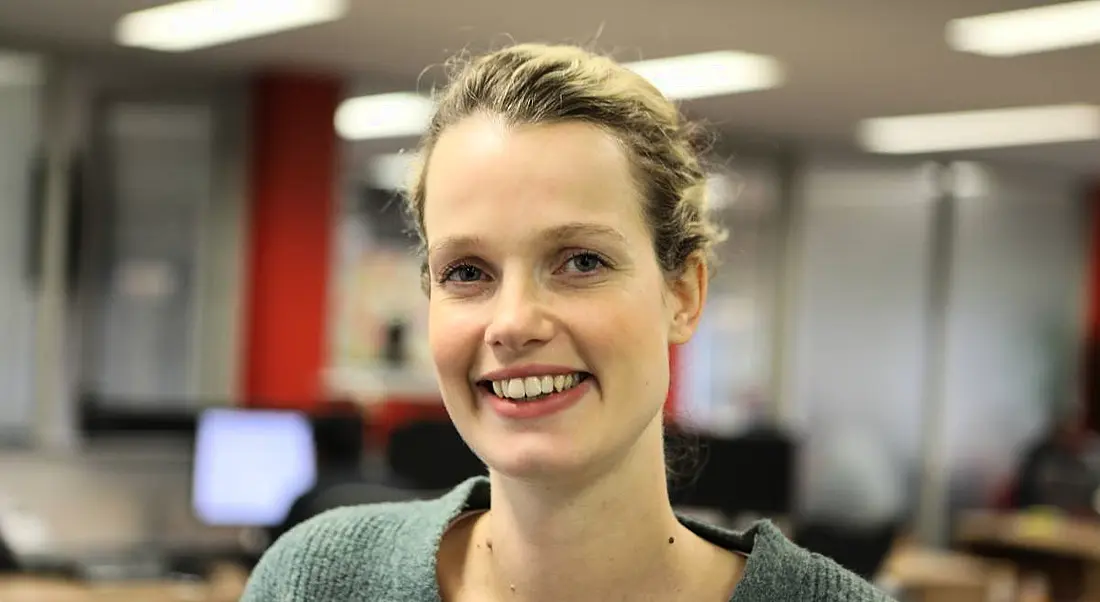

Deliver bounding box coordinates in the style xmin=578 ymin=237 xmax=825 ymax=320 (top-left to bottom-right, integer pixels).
xmin=666 ymin=253 xmax=708 ymax=345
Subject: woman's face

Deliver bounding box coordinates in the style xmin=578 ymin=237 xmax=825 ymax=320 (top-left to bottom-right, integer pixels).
xmin=422 ymin=115 xmax=704 ymax=481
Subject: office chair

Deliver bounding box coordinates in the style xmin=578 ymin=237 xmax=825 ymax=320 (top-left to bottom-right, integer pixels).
xmin=310 ymin=482 xmax=417 ymax=514
xmin=793 ymin=521 xmax=900 ymax=581
xmin=668 ymin=426 xmax=797 ymax=521
xmin=0 ymin=530 xmax=20 ymax=573
xmin=386 ymin=420 xmax=486 ymax=490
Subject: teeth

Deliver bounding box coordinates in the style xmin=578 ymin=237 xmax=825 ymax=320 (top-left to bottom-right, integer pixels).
xmin=524 ymin=376 xmax=541 ymax=397
xmin=506 ymin=379 xmax=525 ymax=399
xmin=490 ymin=373 xmax=585 ymax=401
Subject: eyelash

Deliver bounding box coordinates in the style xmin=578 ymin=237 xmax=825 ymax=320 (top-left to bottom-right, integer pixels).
xmin=558 ymin=250 xmax=612 ymax=274
xmin=437 ymin=261 xmax=484 ymax=285
xmin=436 ymin=250 xmax=612 ymax=286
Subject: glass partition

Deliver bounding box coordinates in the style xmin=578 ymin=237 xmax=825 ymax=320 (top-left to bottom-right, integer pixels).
xmin=0 ymin=50 xmax=44 ymax=444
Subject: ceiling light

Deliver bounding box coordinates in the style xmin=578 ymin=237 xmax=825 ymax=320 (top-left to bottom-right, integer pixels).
xmin=624 ymin=51 xmax=784 ymax=100
xmin=335 ymin=93 xmax=434 ymax=140
xmin=116 ymin=0 xmax=348 ymax=52
xmin=946 ymin=1 xmax=1100 ymax=56
xmin=335 ymin=50 xmax=783 ymax=139
xmin=857 ymin=104 xmax=1100 ymax=154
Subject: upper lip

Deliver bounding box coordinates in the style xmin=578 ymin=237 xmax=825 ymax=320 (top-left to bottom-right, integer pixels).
xmin=477 ymin=364 xmax=588 ymax=382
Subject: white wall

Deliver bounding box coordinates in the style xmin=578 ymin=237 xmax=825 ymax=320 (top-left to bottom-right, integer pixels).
xmin=788 ymin=155 xmax=1086 ymax=522
xmin=0 ymin=72 xmax=42 ymax=442
xmin=193 ymin=86 xmax=249 ymax=403
xmin=677 ymin=156 xmax=784 ymax=433
xmin=943 ymin=165 xmax=1085 ymax=505
xmin=78 ymin=88 xmax=248 ymax=408
xmin=790 ymin=155 xmax=932 ymax=520
xmin=85 ymin=102 xmax=211 ymax=402
xmin=0 ymin=75 xmax=251 ymax=556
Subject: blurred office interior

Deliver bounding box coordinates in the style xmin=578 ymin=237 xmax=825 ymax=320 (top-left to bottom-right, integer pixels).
xmin=3 ymin=1 xmax=1100 ymax=600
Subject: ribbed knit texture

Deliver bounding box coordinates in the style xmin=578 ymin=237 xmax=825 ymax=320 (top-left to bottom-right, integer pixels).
xmin=242 ymin=477 xmax=894 ymax=601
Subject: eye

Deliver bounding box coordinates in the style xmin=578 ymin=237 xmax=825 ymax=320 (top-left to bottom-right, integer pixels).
xmin=560 ymin=251 xmax=608 ymax=274
xmin=440 ymin=263 xmax=485 ymax=284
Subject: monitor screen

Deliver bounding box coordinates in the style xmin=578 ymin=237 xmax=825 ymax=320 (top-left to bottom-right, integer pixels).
xmin=192 ymin=409 xmax=317 ymax=527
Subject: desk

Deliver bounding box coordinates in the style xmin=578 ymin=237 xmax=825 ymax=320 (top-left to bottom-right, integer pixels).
xmin=956 ymin=511 xmax=1100 ymax=600
xmin=0 ymin=564 xmax=246 ymax=602
xmin=879 ymin=543 xmax=1010 ymax=602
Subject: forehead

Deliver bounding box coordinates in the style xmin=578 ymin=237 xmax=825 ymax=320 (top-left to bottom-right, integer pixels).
xmin=421 ymin=116 xmax=648 ymax=244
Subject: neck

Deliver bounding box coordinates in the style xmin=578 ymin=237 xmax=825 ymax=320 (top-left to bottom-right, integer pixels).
xmin=479 ymin=419 xmax=694 ymax=602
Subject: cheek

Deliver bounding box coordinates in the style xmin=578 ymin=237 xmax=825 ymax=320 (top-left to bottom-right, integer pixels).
xmin=428 ymin=303 xmax=481 ymax=378
xmin=583 ymin=287 xmax=671 ymax=373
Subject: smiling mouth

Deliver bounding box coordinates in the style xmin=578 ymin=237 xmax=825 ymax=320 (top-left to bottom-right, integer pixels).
xmin=478 ymin=372 xmax=592 ymax=402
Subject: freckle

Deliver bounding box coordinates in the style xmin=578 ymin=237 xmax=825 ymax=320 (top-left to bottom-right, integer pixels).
xmin=668 ymin=536 xmax=675 ymax=544
xmin=486 ymin=540 xmax=493 ymax=551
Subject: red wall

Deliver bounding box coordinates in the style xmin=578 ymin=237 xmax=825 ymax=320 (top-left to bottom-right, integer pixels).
xmin=241 ymin=72 xmax=341 ymax=409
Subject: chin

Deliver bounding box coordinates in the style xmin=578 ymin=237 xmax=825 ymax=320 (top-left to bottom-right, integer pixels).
xmin=480 ymin=433 xmax=593 ymax=481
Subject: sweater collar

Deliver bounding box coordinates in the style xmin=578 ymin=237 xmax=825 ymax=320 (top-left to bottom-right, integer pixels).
xmin=419 ymin=476 xmax=807 ymax=602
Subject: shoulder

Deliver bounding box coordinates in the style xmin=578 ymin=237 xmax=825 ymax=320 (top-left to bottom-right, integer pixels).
xmin=240 ymin=501 xmax=426 ymax=601
xmin=735 ymin=522 xmax=896 ymax=602
xmin=241 ymin=481 xmax=481 ymax=601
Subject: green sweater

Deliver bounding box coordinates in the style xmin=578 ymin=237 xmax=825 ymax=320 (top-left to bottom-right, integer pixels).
xmin=242 ymin=477 xmax=893 ymax=601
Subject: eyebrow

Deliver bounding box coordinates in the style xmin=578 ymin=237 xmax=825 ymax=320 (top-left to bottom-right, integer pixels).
xmin=427 ymin=222 xmax=628 ymax=260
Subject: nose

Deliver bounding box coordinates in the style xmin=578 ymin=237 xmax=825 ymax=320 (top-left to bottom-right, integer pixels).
xmin=483 ymin=274 xmax=554 ymax=353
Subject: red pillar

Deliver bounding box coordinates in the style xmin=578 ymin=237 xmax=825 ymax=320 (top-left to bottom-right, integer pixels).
xmin=241 ymin=72 xmax=342 ymax=409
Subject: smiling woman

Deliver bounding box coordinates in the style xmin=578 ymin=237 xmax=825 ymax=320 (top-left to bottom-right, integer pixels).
xmin=242 ymin=43 xmax=895 ymax=602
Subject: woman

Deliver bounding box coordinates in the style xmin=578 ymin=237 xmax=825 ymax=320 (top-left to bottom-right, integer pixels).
xmin=243 ymin=43 xmax=891 ymax=602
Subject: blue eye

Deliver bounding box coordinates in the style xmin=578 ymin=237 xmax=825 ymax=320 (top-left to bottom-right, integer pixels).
xmin=442 ymin=264 xmax=484 ymax=283
xmin=564 ymin=252 xmax=607 ymax=274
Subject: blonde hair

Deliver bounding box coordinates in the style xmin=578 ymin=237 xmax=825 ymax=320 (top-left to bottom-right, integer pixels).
xmin=406 ymin=43 xmax=725 ymax=279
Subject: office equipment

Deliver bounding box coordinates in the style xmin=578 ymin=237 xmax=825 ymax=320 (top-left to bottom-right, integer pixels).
xmin=310 ymin=408 xmax=366 ymax=469
xmin=386 ymin=420 xmax=486 ymax=490
xmin=192 ymin=409 xmax=316 ymax=527
xmin=267 ymin=406 xmax=422 ymax=540
xmin=668 ymin=427 xmax=796 ymax=518
xmin=0 ymin=530 xmax=18 ymax=573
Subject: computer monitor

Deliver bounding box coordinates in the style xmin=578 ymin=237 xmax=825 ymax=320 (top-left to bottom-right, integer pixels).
xmin=192 ymin=409 xmax=317 ymax=527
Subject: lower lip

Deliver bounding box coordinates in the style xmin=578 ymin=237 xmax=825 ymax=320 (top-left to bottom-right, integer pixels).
xmin=485 ymin=378 xmax=593 ymax=420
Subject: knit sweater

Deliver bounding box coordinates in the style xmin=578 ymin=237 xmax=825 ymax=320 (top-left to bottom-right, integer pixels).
xmin=242 ymin=477 xmax=894 ymax=601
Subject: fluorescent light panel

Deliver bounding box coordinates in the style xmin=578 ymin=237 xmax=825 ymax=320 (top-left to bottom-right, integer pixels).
xmin=947 ymin=1 xmax=1100 ymax=56
xmin=116 ymin=0 xmax=347 ymax=52
xmin=858 ymin=104 xmax=1100 ymax=154
xmin=624 ymin=51 xmax=784 ymax=100
xmin=335 ymin=93 xmax=434 ymax=140
xmin=336 ymin=50 xmax=784 ymax=140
